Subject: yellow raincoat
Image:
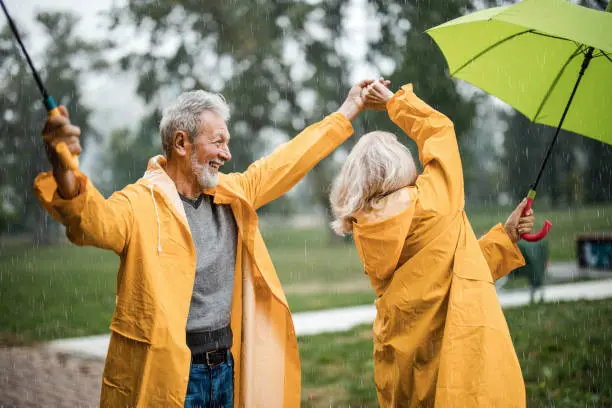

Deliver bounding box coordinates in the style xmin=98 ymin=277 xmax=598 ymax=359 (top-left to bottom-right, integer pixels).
xmin=352 ymin=85 xmax=526 ymax=407
xmin=33 ymin=113 xmax=354 ymax=407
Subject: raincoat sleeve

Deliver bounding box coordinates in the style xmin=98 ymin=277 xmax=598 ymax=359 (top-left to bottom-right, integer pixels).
xmin=478 ymin=223 xmax=525 ymax=281
xmin=228 ymin=113 xmax=353 ymax=209
xmin=33 ymin=171 xmax=133 ymax=255
xmin=386 ymin=84 xmax=464 ymax=213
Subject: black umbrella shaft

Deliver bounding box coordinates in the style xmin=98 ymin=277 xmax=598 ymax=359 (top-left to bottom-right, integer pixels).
xmin=532 ymin=46 xmax=594 ymax=191
xmin=0 ymin=0 xmax=49 ymax=99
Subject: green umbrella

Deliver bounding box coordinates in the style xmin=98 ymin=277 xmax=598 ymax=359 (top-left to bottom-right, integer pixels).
xmin=427 ymin=0 xmax=612 ymax=241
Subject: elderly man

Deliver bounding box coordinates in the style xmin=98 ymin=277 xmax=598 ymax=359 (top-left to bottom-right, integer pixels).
xmin=34 ymin=80 xmax=381 ymax=407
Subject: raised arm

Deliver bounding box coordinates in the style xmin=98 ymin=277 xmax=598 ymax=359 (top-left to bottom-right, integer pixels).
xmin=228 ymin=80 xmax=379 ymax=210
xmin=369 ymin=82 xmax=464 ymax=213
xmin=34 ymin=107 xmax=133 ymax=255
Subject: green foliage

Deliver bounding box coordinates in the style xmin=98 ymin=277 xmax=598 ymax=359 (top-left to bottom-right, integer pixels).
xmin=0 ymin=12 xmax=101 ymax=240
xmin=106 ymin=0 xmax=487 ymax=223
xmin=98 ymin=113 xmax=161 ymax=193
xmin=110 ymin=0 xmax=314 ymax=174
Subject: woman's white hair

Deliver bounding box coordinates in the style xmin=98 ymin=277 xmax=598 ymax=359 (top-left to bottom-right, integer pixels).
xmin=330 ymin=131 xmax=417 ymax=236
xmin=159 ymin=90 xmax=230 ymax=157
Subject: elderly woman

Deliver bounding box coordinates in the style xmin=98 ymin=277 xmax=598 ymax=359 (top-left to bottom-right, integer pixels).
xmin=330 ymin=81 xmax=533 ymax=407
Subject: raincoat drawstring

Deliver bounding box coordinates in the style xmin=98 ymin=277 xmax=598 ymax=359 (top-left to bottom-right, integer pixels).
xmin=149 ymin=184 xmax=162 ymax=254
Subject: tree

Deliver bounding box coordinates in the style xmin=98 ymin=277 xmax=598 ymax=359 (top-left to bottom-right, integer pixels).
xmin=109 ymin=1 xmax=316 ymax=172
xmin=0 ymin=12 xmax=101 ymax=242
xmin=300 ymin=0 xmax=483 ymax=215
xmin=98 ymin=112 xmax=161 ymax=194
xmin=108 ymin=0 xmax=485 ymax=231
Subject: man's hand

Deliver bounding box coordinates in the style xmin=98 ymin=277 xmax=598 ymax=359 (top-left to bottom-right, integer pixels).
xmin=504 ymin=199 xmax=535 ymax=243
xmin=363 ymin=79 xmax=395 ymax=111
xmin=42 ymin=106 xmax=82 ymax=199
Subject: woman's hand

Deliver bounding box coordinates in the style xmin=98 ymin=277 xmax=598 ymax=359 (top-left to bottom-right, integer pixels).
xmin=504 ymin=199 xmax=535 ymax=243
xmin=363 ymin=79 xmax=394 ymax=111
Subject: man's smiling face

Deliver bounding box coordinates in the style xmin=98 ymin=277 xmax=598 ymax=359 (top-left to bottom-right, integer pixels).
xmin=190 ymin=110 xmax=232 ymax=189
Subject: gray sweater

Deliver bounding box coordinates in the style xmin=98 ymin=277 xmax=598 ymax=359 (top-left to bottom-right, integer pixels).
xmin=181 ymin=194 xmax=237 ymax=352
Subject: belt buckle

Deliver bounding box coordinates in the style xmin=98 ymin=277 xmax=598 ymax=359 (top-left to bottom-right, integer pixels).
xmin=205 ymin=349 xmax=221 ymax=367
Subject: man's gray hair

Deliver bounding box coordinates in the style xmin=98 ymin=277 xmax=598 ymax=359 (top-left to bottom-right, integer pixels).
xmin=159 ymin=90 xmax=230 ymax=157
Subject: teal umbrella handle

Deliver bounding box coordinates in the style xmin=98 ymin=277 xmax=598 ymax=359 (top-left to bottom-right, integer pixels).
xmin=521 ymin=190 xmax=552 ymax=242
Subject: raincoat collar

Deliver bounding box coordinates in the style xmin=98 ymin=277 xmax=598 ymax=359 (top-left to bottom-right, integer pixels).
xmin=141 ymin=155 xmax=240 ymax=206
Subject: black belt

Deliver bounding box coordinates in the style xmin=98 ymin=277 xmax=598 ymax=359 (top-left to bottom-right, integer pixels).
xmin=192 ymin=348 xmax=229 ymax=366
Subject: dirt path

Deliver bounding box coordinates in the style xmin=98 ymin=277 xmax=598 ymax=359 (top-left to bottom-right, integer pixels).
xmin=0 ymin=346 xmax=103 ymax=407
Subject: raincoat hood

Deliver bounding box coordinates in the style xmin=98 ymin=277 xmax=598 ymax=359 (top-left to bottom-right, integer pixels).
xmin=142 ymin=155 xmax=186 ymax=210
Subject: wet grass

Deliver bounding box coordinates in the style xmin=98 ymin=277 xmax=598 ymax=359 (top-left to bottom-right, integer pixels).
xmin=299 ymin=298 xmax=612 ymax=407
xmin=0 ymin=245 xmax=116 ymax=345
xmin=0 ymin=204 xmax=609 ymax=343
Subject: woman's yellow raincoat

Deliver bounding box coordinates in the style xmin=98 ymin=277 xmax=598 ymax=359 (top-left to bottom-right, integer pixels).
xmin=352 ymin=85 xmax=526 ymax=407
xmin=33 ymin=113 xmax=354 ymax=407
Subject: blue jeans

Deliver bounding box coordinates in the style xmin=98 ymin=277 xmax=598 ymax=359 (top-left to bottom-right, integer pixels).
xmin=184 ymin=352 xmax=234 ymax=408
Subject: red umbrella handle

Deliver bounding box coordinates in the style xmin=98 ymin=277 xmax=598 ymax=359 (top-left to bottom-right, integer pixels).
xmin=521 ymin=193 xmax=552 ymax=242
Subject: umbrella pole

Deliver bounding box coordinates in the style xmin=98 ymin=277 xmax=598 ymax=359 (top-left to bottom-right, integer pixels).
xmin=530 ymin=47 xmax=594 ymax=192
xmin=521 ymin=46 xmax=594 ymax=242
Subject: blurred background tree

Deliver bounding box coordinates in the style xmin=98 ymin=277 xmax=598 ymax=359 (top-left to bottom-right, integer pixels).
xmin=0 ymin=11 xmax=103 ymax=243
xmin=1 ymin=0 xmax=610 ymax=243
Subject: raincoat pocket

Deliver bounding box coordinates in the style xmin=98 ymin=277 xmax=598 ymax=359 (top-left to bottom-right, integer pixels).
xmin=451 ymin=278 xmax=505 ymax=329
xmin=452 ymin=247 xmax=493 ymax=283
xmin=111 ymin=298 xmax=156 ymax=344
xmin=102 ymin=330 xmax=151 ymax=402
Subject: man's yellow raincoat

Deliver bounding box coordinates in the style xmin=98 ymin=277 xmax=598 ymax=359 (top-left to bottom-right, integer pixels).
xmin=33 ymin=113 xmax=353 ymax=407
xmin=352 ymin=85 xmax=526 ymax=407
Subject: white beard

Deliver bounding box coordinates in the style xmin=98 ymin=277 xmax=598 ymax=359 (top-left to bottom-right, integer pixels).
xmin=191 ymin=152 xmax=219 ymax=189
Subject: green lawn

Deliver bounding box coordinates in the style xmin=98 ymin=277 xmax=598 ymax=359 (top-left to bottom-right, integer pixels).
xmin=0 ymin=245 xmax=116 ymax=344
xmin=300 ymin=298 xmax=612 ymax=407
xmin=0 ymin=204 xmax=609 ymax=343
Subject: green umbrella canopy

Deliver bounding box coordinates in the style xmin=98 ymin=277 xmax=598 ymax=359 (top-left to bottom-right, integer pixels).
xmin=427 ymin=0 xmax=612 ymax=146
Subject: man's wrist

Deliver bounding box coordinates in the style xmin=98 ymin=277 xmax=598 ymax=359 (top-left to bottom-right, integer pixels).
xmin=53 ymin=168 xmax=80 ymax=199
